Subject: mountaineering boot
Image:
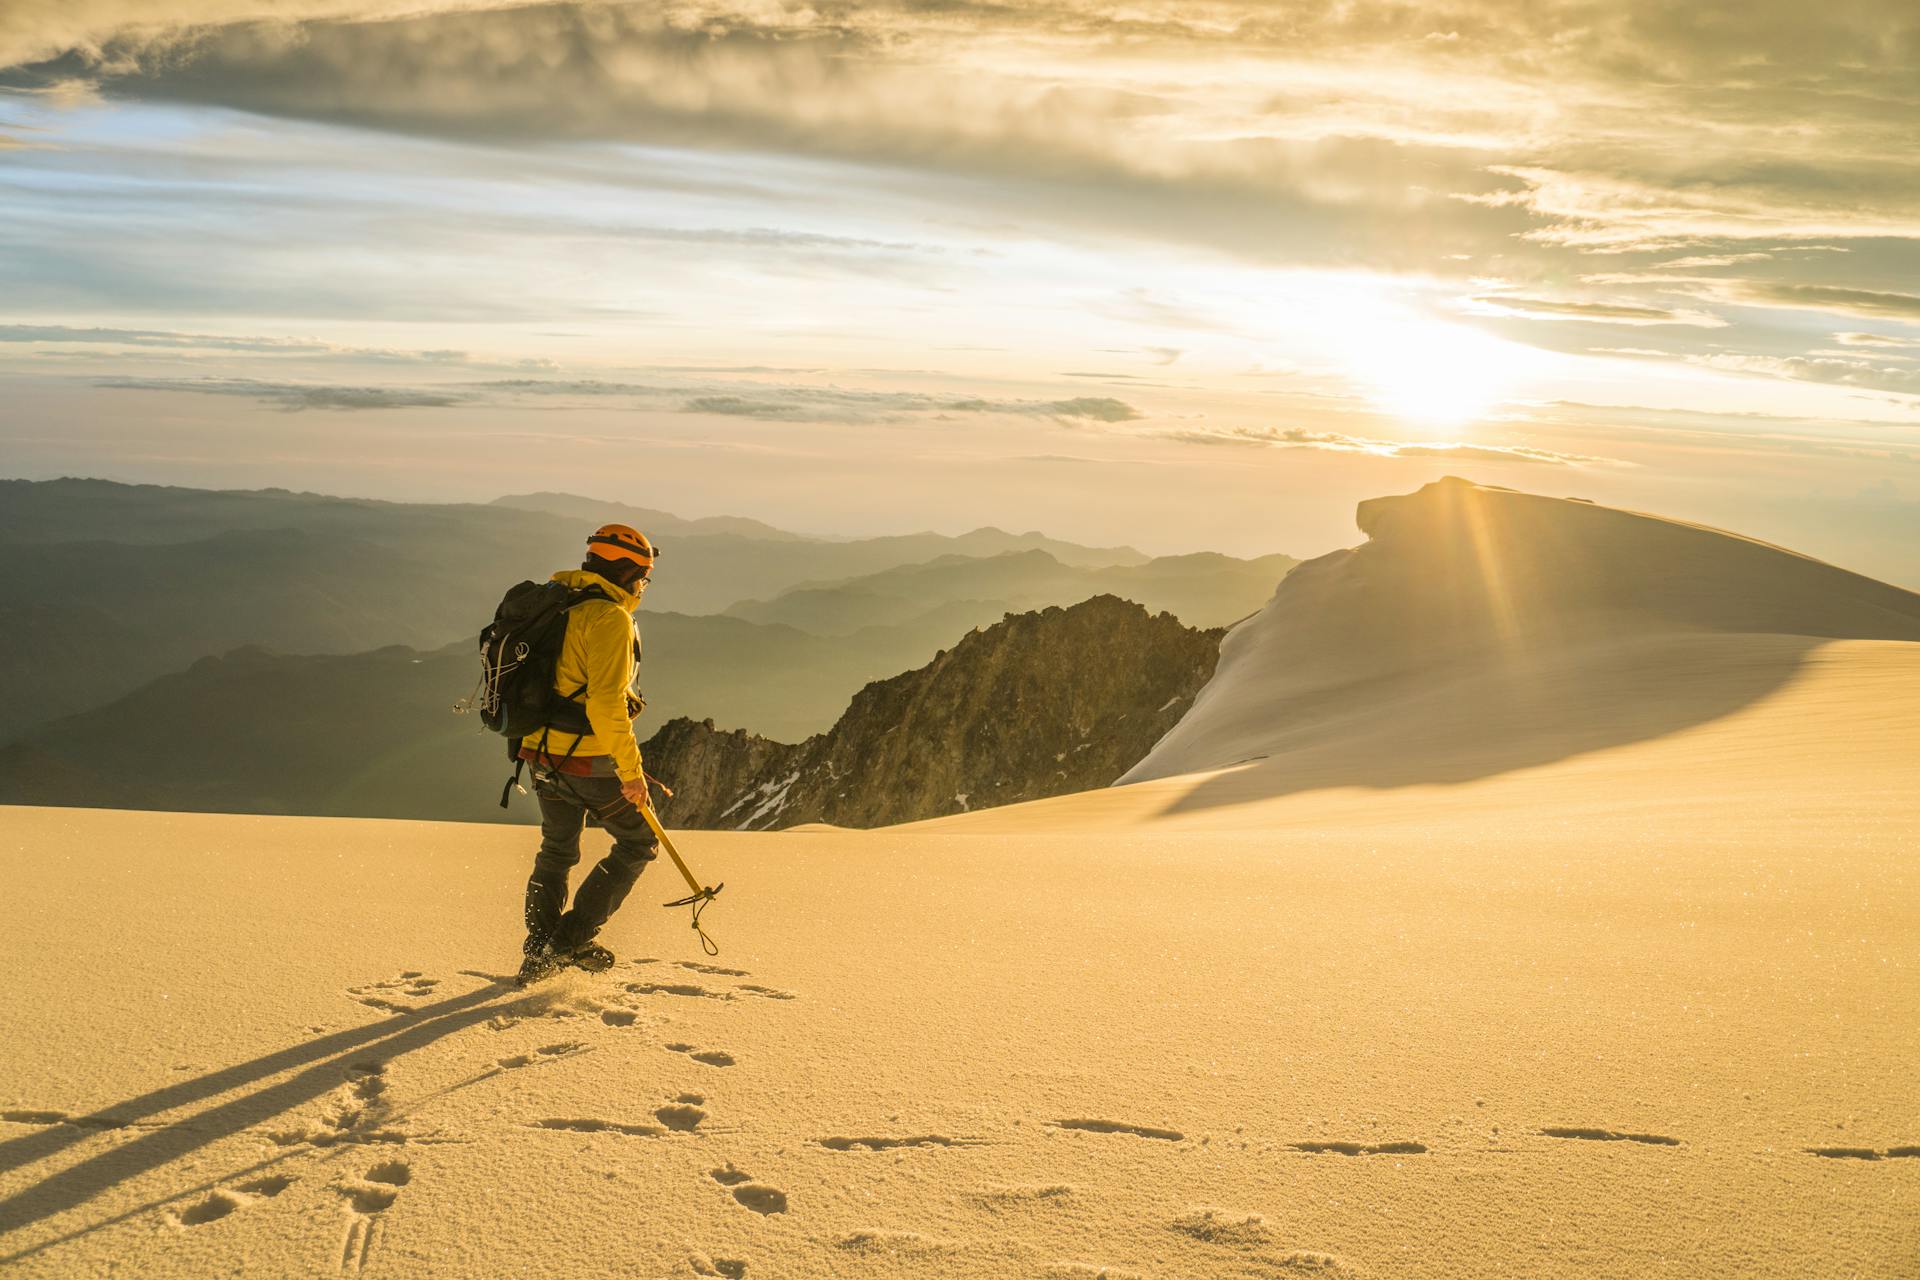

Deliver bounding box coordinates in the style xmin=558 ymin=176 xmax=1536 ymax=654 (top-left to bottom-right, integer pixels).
xmin=515 ymin=946 xmax=562 ymax=988
xmin=562 ymin=941 xmax=615 ymax=973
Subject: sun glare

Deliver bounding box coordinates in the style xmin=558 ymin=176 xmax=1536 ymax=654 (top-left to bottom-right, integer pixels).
xmin=1343 ymin=317 xmax=1530 ymax=429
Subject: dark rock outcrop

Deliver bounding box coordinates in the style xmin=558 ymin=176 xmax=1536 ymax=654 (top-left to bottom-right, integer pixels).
xmin=642 ymin=595 xmax=1223 ymax=829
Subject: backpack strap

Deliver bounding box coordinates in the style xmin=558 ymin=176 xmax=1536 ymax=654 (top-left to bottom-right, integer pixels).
xmin=567 ymin=584 xmax=614 ymax=608
xmin=499 ymin=736 xmax=526 ymax=809
xmin=545 ymin=584 xmax=622 ymax=731
xmin=543 ymin=682 xmax=596 ymax=736
xmin=499 ymin=755 xmax=526 ymax=809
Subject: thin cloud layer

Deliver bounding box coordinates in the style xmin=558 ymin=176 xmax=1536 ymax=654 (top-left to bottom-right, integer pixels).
xmin=944 ymin=397 xmax=1141 ymax=423
xmin=1689 ymin=354 xmax=1920 ymax=398
xmin=0 ymin=322 xmax=478 ymax=363
xmin=96 ymin=371 xmax=1150 ymax=426
xmin=1737 ymin=285 xmax=1920 ymax=323
xmin=1471 ymin=297 xmax=1727 ymax=328
xmin=98 ymin=376 xmax=472 ymax=410
xmin=1157 ymin=424 xmax=1618 ymax=468
xmin=1836 ymin=333 xmax=1920 ymax=350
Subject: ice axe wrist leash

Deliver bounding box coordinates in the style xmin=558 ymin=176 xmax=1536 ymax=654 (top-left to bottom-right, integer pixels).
xmin=637 ymin=801 xmax=723 ymax=956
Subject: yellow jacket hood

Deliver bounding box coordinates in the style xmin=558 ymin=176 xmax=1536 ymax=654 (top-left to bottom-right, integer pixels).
xmin=550 ymin=567 xmax=642 ymax=613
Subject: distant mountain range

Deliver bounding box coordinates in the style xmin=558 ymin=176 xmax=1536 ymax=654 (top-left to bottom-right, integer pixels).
xmin=488 ymin=492 xmax=811 ymax=542
xmin=9 ymin=475 xmax=1915 ymax=838
xmin=490 ymin=492 xmax=1151 ymax=567
xmin=722 ymin=547 xmax=1294 ymax=635
xmin=0 ymin=477 xmax=1295 ymax=822
xmin=0 ymin=478 xmax=1284 ymax=743
xmin=0 ymin=598 xmax=1218 ymax=826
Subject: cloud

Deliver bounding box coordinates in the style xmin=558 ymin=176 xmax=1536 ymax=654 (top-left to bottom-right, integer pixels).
xmin=1471 ymin=296 xmax=1727 ymax=328
xmin=1688 ymin=353 xmax=1920 ymax=397
xmin=24 ymin=11 xmax=1897 ymax=318
xmin=6 ymin=0 xmax=1920 ymax=416
xmin=1387 ymin=443 xmax=1605 ymax=466
xmin=500 ymin=380 xmax=1145 ymax=423
xmin=9 ymin=8 xmax=1912 ymax=273
xmin=1041 ymin=396 xmax=1140 ymax=422
xmin=4 ymin=322 xmax=336 ymax=352
xmin=477 ymin=378 xmax=660 ymax=397
xmin=1460 ymin=166 xmax=1920 ymax=253
xmin=1092 ymin=345 xmax=1185 ymax=367
xmin=944 ymin=396 xmax=1141 ymax=423
xmin=1157 ymin=423 xmax=1619 ymax=467
xmin=678 ymin=388 xmax=1143 ymax=424
xmin=0 ymin=2 xmax=519 ymax=70
xmin=1530 ymin=397 xmax=1916 ymax=436
xmin=1657 ymin=253 xmax=1775 ymax=269
xmin=103 ymin=369 xmax=1147 ymax=424
xmin=1734 ymin=284 xmax=1920 ymax=322
xmin=0 ymin=322 xmax=476 ymax=363
xmin=1016 ymin=453 xmax=1138 ymax=467
xmin=0 ymin=3 xmax=1585 ymax=277
xmin=1835 ymin=332 xmax=1920 ymax=350
xmin=97 ymin=375 xmax=471 ymax=409
xmin=680 ymin=395 xmax=796 ymax=419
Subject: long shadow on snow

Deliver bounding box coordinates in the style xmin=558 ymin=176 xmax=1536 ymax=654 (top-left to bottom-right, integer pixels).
xmin=0 ymin=979 xmax=533 ymax=1255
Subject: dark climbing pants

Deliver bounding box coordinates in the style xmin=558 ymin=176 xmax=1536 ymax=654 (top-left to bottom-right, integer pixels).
xmin=525 ymin=771 xmax=659 ymax=956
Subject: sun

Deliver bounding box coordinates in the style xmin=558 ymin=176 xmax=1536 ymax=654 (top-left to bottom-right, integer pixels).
xmin=1343 ymin=316 xmax=1530 ymax=429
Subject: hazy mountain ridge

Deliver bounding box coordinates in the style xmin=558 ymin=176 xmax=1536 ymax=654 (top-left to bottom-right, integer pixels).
xmin=0 ymin=477 xmax=536 ymax=545
xmin=645 ymin=596 xmax=1224 ymax=830
xmin=0 ymin=602 xmax=1033 ymax=822
xmin=0 ymin=478 xmax=1219 ymax=740
xmin=722 ymin=547 xmax=1296 ymax=635
xmin=0 ymin=525 xmax=493 ymax=738
xmin=490 ymin=491 xmax=1151 ymax=567
xmin=0 ymin=596 xmax=1224 ymax=826
xmin=488 ymin=491 xmax=807 ymax=542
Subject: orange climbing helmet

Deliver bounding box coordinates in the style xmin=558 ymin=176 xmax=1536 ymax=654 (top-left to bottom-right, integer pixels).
xmin=585 ymin=523 xmax=658 ymax=577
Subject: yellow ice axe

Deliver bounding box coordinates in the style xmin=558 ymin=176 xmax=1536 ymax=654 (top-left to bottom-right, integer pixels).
xmin=637 ymin=799 xmax=724 ymax=956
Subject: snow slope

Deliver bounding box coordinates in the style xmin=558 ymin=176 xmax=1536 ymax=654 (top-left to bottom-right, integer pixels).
xmin=4 ymin=717 xmax=1916 ymax=1280
xmin=1120 ymin=475 xmax=1920 ymax=791
xmin=3 ymin=479 xmax=1916 ymax=1277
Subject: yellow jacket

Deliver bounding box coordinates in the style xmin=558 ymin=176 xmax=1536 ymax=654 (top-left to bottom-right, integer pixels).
xmin=526 ymin=568 xmax=645 ymax=782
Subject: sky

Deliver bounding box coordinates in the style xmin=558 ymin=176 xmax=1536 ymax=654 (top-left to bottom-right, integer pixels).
xmin=2 ymin=1 xmax=1919 ymax=579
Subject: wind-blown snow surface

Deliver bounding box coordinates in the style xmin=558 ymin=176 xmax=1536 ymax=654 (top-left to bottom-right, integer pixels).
xmin=4 ymin=479 xmax=1918 ymax=1276
xmin=4 ymin=752 xmax=1917 ymax=1278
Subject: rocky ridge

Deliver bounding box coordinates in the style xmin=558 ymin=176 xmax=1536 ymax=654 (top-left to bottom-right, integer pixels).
xmin=642 ymin=595 xmax=1224 ymax=829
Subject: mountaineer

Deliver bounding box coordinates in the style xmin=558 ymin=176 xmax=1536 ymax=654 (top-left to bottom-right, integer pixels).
xmin=501 ymin=523 xmax=661 ymax=986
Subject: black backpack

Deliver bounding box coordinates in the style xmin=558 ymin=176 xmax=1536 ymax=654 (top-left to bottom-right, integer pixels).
xmin=476 ymin=579 xmax=606 ymax=739
xmin=472 ymin=580 xmax=609 ymax=805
